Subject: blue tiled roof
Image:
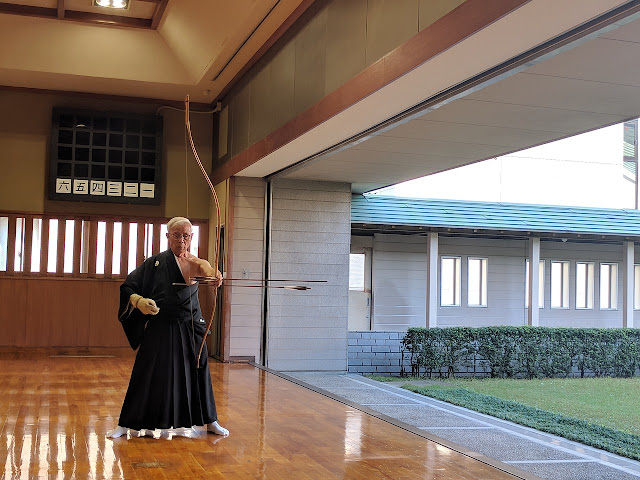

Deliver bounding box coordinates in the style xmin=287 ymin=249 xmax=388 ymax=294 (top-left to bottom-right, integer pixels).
xmin=351 ymin=195 xmax=640 ymax=237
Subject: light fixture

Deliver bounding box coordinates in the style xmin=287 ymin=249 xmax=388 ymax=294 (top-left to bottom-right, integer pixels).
xmin=93 ymin=0 xmax=130 ymax=9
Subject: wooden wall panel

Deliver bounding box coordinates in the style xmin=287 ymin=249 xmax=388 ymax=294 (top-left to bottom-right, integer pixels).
xmin=0 ymin=278 xmax=28 ymax=345
xmin=0 ymin=278 xmax=128 ymax=347
xmin=89 ymin=281 xmax=125 ymax=346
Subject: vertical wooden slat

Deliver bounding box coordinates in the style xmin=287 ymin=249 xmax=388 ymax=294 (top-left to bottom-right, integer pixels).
xmin=120 ymin=221 xmax=130 ymax=278
xmin=56 ymin=217 xmax=65 ymax=275
xmin=152 ymin=222 xmax=161 ymax=255
xmin=198 ymin=221 xmax=209 ymax=261
xmin=136 ymin=223 xmax=145 ymax=265
xmin=73 ymin=219 xmax=82 ymax=275
xmin=88 ymin=220 xmax=98 ymax=277
xmin=104 ymin=220 xmax=114 ymax=278
xmin=23 ymin=215 xmax=33 ymax=275
xmin=40 ymin=217 xmax=49 ymax=277
xmin=6 ymin=215 xmax=16 ymax=275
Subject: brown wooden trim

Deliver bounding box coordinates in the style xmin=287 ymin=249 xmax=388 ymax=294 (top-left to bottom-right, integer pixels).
xmin=6 ymin=215 xmax=16 ymax=275
xmin=40 ymin=219 xmax=49 ymax=276
xmin=0 ymin=86 xmax=211 ymax=111
xmin=198 ymin=221 xmax=209 ymax=261
xmin=211 ymin=0 xmax=530 ymax=185
xmin=23 ymin=215 xmax=33 ymax=275
xmin=0 ymin=210 xmax=209 ymax=223
xmin=73 ymin=219 xmax=82 ymax=275
xmin=120 ymin=221 xmax=130 ymax=278
xmin=221 ymin=177 xmax=235 ymax=363
xmin=57 ymin=0 xmax=64 ymax=19
xmin=88 ymin=221 xmax=98 ymax=276
xmin=150 ymin=0 xmax=168 ymax=29
xmin=136 ymin=223 xmax=145 ymax=265
xmin=152 ymin=223 xmax=161 ymax=255
xmin=56 ymin=218 xmax=66 ymax=275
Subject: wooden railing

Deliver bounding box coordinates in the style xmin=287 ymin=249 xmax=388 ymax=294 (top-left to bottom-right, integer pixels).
xmin=0 ymin=212 xmax=209 ymax=279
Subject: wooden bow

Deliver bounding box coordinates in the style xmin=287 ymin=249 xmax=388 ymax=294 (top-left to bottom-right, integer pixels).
xmin=185 ymin=95 xmax=221 ymax=367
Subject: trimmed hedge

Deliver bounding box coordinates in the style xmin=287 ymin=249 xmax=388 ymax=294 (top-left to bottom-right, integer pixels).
xmin=401 ymin=326 xmax=640 ymax=379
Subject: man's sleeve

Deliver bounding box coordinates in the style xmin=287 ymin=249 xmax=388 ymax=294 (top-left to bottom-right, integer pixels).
xmin=117 ymin=261 xmax=149 ymax=350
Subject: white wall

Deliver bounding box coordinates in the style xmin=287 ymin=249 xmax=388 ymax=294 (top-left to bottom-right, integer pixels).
xmin=368 ymin=233 xmax=638 ymax=331
xmin=371 ymin=234 xmax=427 ymax=331
xmin=266 ymin=179 xmax=351 ymax=371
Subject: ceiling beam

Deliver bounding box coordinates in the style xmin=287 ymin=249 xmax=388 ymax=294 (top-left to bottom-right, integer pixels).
xmin=0 ymin=2 xmax=152 ymax=29
xmin=150 ymin=0 xmax=168 ymax=29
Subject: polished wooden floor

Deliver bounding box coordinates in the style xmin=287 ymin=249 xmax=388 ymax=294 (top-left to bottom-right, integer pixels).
xmin=0 ymin=349 xmax=522 ymax=479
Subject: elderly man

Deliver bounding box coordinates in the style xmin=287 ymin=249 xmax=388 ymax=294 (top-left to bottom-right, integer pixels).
xmin=108 ymin=216 xmax=228 ymax=439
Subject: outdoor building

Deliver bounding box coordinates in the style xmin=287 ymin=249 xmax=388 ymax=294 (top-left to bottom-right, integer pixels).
xmin=348 ymin=195 xmax=640 ymax=374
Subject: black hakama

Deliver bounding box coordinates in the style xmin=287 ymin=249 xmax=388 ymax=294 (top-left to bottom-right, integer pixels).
xmin=116 ymin=249 xmax=218 ymax=430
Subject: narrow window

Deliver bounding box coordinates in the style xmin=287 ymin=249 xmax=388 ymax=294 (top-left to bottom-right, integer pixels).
xmin=468 ymin=257 xmax=487 ymax=306
xmin=14 ymin=217 xmax=25 ymax=272
xmin=128 ymin=223 xmax=138 ymax=273
xmin=550 ymin=261 xmax=569 ymax=308
xmin=575 ymin=262 xmax=594 ymax=309
xmin=96 ymin=221 xmax=106 ymax=275
xmin=525 ymin=260 xmax=545 ymax=308
xmin=441 ymin=256 xmax=461 ymax=306
xmin=349 ymin=253 xmax=365 ymax=291
xmin=600 ymin=263 xmax=618 ymax=310
xmin=0 ymin=217 xmax=8 ymax=271
xmin=112 ymin=222 xmax=122 ymax=276
xmin=191 ymin=225 xmax=200 ymax=258
xmin=63 ymin=220 xmax=75 ymax=274
xmin=30 ymin=218 xmax=42 ymax=273
xmin=144 ymin=223 xmax=153 ymax=259
xmin=160 ymin=224 xmax=168 ymax=253
xmin=47 ymin=219 xmax=59 ymax=273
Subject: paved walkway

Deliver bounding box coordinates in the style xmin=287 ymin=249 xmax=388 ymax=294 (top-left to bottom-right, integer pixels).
xmin=281 ymin=372 xmax=640 ymax=480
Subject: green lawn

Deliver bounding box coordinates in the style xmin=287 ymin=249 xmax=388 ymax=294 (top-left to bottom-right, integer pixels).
xmin=367 ymin=375 xmax=640 ymax=459
xmin=436 ymin=377 xmax=640 ymax=434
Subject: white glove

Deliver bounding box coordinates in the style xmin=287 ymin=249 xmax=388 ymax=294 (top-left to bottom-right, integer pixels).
xmin=130 ymin=294 xmax=159 ymax=315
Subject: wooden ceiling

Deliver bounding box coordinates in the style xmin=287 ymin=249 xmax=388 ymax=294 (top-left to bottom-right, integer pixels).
xmin=0 ymin=0 xmax=167 ymax=29
xmin=0 ymin=0 xmax=311 ymax=104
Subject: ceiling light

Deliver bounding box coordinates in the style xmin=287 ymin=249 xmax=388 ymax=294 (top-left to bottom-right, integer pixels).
xmin=93 ymin=0 xmax=130 ymax=9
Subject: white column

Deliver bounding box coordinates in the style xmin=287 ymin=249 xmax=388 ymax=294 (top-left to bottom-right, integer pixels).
xmin=527 ymin=237 xmax=540 ymax=326
xmin=426 ymin=232 xmax=438 ymax=328
xmin=622 ymin=241 xmax=634 ymax=328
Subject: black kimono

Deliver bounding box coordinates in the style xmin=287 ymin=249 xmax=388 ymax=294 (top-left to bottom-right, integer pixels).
xmin=117 ymin=249 xmax=218 ymax=430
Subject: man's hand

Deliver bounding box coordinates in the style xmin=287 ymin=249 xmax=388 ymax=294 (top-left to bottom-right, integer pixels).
xmin=180 ymin=252 xmax=222 ymax=286
xmin=130 ymin=293 xmax=159 ymax=315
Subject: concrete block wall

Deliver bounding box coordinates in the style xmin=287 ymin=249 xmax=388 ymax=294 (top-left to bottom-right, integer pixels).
xmin=267 ymin=179 xmax=351 ymax=371
xmin=348 ymin=331 xmax=411 ymax=375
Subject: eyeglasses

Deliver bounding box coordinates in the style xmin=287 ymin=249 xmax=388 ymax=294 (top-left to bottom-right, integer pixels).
xmin=169 ymin=233 xmax=192 ymax=240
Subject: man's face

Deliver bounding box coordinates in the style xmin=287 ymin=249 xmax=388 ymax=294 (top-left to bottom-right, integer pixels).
xmin=167 ymin=223 xmax=192 ymax=257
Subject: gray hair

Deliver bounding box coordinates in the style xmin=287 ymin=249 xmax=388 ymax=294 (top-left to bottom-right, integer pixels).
xmin=167 ymin=216 xmax=192 ymax=231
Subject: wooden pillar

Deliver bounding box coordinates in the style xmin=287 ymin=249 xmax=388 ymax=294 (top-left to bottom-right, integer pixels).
xmin=527 ymin=237 xmax=540 ymax=326
xmin=622 ymin=241 xmax=634 ymax=328
xmin=426 ymin=232 xmax=438 ymax=328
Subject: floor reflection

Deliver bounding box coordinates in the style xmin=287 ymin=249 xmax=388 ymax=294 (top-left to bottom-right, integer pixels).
xmin=0 ymin=350 xmax=518 ymax=479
